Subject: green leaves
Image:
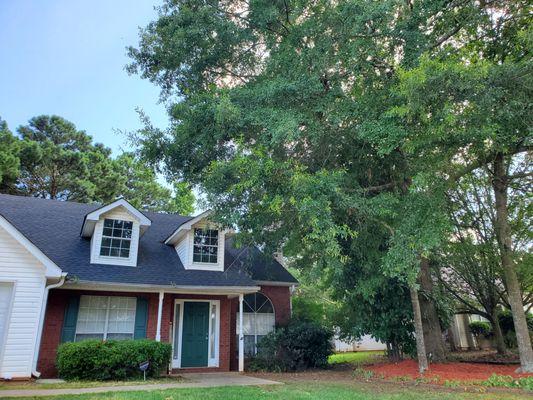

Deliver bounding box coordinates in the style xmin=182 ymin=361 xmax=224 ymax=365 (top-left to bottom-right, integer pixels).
xmin=129 ymin=0 xmax=531 ymax=349
xmin=0 ymin=115 xmax=195 ymax=213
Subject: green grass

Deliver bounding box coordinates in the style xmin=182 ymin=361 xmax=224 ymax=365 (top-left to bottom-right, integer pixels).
xmin=0 ymin=377 xmax=183 ymax=391
xmin=1 ymin=381 xmax=529 ymax=400
xmin=328 ymin=351 xmax=384 ymax=365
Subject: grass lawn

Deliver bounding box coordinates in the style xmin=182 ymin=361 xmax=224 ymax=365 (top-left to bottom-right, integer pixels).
xmin=1 ymin=381 xmax=529 ymax=400
xmin=328 ymin=351 xmax=384 ymax=365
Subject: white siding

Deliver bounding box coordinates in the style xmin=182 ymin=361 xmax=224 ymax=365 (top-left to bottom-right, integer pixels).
xmin=90 ymin=206 xmax=140 ymax=267
xmin=175 ymin=236 xmax=189 ymax=267
xmin=174 ymin=221 xmax=225 ymax=272
xmin=0 ymin=225 xmax=46 ymax=379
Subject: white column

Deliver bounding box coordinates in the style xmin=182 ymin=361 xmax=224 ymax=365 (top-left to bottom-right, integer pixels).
xmin=156 ymin=291 xmax=164 ymax=342
xmin=238 ymin=293 xmax=244 ymax=372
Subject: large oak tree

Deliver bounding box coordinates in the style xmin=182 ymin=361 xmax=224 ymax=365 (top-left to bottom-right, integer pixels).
xmin=128 ymin=0 xmax=531 ymax=371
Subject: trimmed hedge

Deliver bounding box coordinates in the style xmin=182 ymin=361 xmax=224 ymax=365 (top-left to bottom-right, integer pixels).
xmin=469 ymin=321 xmax=492 ymax=338
xmin=56 ymin=339 xmax=171 ymax=381
xmin=249 ymin=320 xmax=334 ymax=372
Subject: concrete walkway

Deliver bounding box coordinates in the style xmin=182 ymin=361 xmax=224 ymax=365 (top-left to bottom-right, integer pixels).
xmin=0 ymin=373 xmax=282 ymax=398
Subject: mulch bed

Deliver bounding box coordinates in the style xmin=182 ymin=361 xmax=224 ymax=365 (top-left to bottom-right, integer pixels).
xmin=367 ymin=359 xmax=532 ymax=383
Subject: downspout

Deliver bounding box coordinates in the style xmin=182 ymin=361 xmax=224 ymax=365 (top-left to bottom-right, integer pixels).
xmin=32 ymin=273 xmax=67 ymax=378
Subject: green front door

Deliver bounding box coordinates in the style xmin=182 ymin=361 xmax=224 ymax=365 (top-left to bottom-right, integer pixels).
xmin=181 ymin=302 xmax=209 ymax=367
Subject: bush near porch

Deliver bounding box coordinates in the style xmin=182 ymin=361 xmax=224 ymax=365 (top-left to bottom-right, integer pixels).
xmin=249 ymin=320 xmax=334 ymax=372
xmin=57 ymin=339 xmax=171 ymax=380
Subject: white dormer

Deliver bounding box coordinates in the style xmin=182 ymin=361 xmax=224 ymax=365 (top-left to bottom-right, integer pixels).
xmin=81 ymin=199 xmax=151 ymax=267
xmin=165 ymin=211 xmax=225 ymax=272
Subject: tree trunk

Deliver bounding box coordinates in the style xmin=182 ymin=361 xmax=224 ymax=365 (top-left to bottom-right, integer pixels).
xmin=490 ymin=309 xmax=507 ymax=355
xmin=418 ymin=258 xmax=447 ymax=361
xmin=410 ymin=286 xmax=428 ymax=373
xmin=492 ymin=153 xmax=533 ymax=372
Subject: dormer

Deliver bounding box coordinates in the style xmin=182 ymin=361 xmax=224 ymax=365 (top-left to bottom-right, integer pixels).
xmin=80 ymin=199 xmax=151 ymax=267
xmin=165 ymin=210 xmax=226 ymax=272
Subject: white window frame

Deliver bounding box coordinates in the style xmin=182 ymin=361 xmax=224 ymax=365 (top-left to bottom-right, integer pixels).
xmin=236 ymin=293 xmax=276 ymax=356
xmin=171 ymin=299 xmax=220 ymax=369
xmin=178 ymin=225 xmax=225 ymax=272
xmin=74 ymin=295 xmax=137 ymax=341
xmin=99 ymin=218 xmax=133 ymax=259
xmin=192 ymin=228 xmax=219 ymax=264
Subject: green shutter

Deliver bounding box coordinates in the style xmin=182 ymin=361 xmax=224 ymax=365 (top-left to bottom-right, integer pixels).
xmin=134 ymin=297 xmax=148 ymax=339
xmin=60 ymin=295 xmax=80 ymax=343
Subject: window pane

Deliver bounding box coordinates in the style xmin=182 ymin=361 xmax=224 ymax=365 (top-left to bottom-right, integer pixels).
xmin=244 ymin=335 xmax=255 ymax=356
xmin=100 ymin=219 xmax=133 ymax=259
xmin=192 ymin=228 xmax=218 ymax=264
xmin=75 ymin=296 xmax=136 ymax=341
xmin=75 ymin=333 xmax=104 ymax=341
xmin=236 ymin=294 xmax=275 ymax=356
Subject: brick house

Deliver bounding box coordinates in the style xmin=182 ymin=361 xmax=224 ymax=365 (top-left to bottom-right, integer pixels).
xmin=0 ymin=194 xmax=297 ymax=379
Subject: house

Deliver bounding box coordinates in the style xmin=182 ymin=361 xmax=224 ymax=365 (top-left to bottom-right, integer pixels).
xmin=332 ymin=334 xmax=386 ymax=353
xmin=0 ymin=194 xmax=297 ymax=379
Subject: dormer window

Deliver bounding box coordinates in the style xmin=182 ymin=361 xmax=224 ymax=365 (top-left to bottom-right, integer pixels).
xmin=193 ymin=228 xmax=218 ymax=263
xmin=99 ymin=219 xmax=133 ymax=258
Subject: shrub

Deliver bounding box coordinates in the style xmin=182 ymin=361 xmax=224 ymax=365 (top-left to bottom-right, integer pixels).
xmin=469 ymin=321 xmax=492 ymax=338
xmin=498 ymin=310 xmax=533 ymax=333
xmin=56 ymin=339 xmax=171 ymax=381
xmin=498 ymin=310 xmax=533 ymax=348
xmin=249 ymin=320 xmax=334 ymax=372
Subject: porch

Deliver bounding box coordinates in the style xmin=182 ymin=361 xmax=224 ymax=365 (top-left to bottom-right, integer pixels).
xmin=37 ymin=284 xmax=292 ymax=377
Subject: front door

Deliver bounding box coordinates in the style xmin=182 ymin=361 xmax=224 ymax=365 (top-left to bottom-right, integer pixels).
xmin=181 ymin=302 xmax=209 ymax=368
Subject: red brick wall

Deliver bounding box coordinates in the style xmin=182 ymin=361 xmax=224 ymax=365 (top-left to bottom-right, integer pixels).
xmin=38 ymin=289 xmax=160 ymax=378
xmin=229 ymin=285 xmax=292 ymax=370
xmin=38 ymin=286 xmax=291 ymax=377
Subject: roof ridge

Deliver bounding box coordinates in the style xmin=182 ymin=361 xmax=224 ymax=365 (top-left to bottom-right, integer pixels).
xmin=0 ymin=193 xmax=194 ymax=219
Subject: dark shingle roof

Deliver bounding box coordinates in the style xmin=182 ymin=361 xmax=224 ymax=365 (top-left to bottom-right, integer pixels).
xmin=0 ymin=194 xmax=297 ymax=287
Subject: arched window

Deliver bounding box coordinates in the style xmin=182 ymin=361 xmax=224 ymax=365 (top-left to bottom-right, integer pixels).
xmin=237 ymin=293 xmax=275 ymax=356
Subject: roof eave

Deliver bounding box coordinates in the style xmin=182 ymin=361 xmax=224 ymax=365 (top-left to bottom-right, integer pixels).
xmin=164 ymin=209 xmax=212 ymax=245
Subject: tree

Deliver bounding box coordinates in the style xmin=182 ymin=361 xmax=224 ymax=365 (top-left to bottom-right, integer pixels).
xmin=440 ymin=163 xmax=532 ymax=355
xmin=0 ymin=118 xmax=20 ymax=191
xmin=441 ymin=171 xmax=508 ymax=353
xmin=15 ymin=115 xmax=119 ymax=201
xmin=115 ymin=153 xmax=195 ymax=214
xmin=393 ymin=20 xmax=532 ymax=370
xmin=1 ymin=115 xmax=195 ymax=214
xmin=128 ymin=0 xmax=529 ymax=371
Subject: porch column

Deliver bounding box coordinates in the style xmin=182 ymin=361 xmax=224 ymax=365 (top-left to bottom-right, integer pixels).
xmin=155 ymin=291 xmax=164 ymax=342
xmin=238 ymin=293 xmax=244 ymax=372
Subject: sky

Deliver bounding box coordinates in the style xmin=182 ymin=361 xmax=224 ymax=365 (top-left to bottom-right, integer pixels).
xmin=0 ymin=0 xmax=168 ymax=155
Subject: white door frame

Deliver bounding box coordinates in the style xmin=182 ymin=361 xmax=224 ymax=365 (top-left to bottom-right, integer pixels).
xmin=171 ymin=299 xmax=220 ymax=369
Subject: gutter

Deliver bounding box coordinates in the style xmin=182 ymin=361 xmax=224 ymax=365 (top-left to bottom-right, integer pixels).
xmin=32 ymin=273 xmax=67 ymax=378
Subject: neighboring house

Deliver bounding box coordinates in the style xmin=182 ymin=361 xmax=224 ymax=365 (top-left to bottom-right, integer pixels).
xmin=448 ymin=314 xmax=489 ymax=351
xmin=0 ymin=194 xmax=297 ymax=379
xmin=333 ymin=334 xmax=386 ymax=353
